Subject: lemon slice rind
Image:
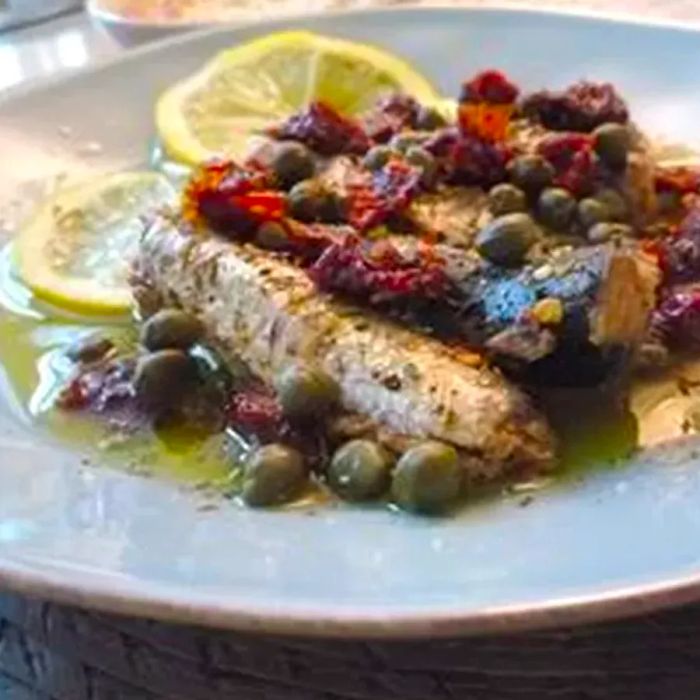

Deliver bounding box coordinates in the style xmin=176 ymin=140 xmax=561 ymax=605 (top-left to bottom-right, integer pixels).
xmin=156 ymin=31 xmax=441 ymax=166
xmin=16 ymin=172 xmax=176 ymax=316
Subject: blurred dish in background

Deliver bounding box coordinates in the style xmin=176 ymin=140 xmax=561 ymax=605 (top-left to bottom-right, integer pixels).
xmin=88 ymin=0 xmax=384 ymax=46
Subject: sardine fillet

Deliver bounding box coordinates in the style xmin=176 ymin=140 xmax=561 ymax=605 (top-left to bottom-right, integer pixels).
xmin=133 ymin=216 xmax=555 ymax=479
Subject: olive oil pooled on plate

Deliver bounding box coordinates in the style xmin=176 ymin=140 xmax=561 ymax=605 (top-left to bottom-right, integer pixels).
xmin=0 ymin=244 xmax=229 ymax=485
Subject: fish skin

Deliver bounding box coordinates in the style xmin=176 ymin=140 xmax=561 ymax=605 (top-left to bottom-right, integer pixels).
xmin=454 ymin=243 xmax=660 ymax=345
xmin=318 ymin=234 xmax=659 ymax=383
xmin=132 ymin=215 xmax=555 ymax=479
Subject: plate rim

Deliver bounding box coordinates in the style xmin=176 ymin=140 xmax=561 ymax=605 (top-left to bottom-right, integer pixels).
xmin=3 ymin=554 xmax=700 ymax=638
xmin=3 ymin=4 xmax=700 ymax=105
xmin=3 ymin=4 xmax=700 ymax=638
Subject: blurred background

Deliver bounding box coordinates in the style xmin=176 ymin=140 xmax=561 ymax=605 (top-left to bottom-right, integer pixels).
xmin=0 ymin=0 xmax=698 ymax=91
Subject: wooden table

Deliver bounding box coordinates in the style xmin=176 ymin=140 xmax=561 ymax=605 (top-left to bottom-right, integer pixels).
xmin=2 ymin=3 xmax=700 ymax=699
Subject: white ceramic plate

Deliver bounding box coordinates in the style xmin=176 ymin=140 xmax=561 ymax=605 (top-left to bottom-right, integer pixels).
xmin=2 ymin=7 xmax=700 ymax=638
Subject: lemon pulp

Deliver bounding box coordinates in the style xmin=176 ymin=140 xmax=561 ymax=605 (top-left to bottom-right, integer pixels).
xmin=15 ymin=172 xmax=177 ymax=316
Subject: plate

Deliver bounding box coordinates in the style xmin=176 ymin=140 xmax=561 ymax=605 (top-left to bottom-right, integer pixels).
xmin=2 ymin=7 xmax=700 ymax=638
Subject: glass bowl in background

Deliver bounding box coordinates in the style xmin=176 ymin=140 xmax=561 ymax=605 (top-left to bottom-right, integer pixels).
xmin=87 ymin=0 xmax=379 ymax=46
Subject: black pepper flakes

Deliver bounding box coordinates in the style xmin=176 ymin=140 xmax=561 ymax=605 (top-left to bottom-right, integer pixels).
xmin=382 ymin=374 xmax=402 ymax=391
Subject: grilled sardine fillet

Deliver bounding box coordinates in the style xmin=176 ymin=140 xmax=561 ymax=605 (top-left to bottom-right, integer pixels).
xmin=133 ymin=216 xmax=555 ymax=479
xmin=449 ymin=242 xmax=661 ymax=384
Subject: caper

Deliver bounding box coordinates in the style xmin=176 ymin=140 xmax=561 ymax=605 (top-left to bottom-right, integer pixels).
xmin=270 ymin=141 xmax=315 ymax=189
xmin=578 ymin=197 xmax=613 ymax=230
xmin=256 ymin=221 xmax=289 ymax=251
xmin=140 ymin=309 xmax=204 ymax=351
xmin=318 ymin=190 xmax=346 ymax=223
xmin=487 ymin=183 xmax=527 ymax=217
xmin=593 ymin=123 xmax=630 ymax=169
xmin=389 ymin=132 xmax=423 ymax=154
xmin=415 ymin=105 xmax=447 ymax=131
xmin=658 ymin=190 xmax=682 ymax=215
xmin=508 ymin=155 xmax=555 ymax=195
xmin=328 ymin=440 xmax=394 ymax=502
xmin=288 ymin=181 xmax=344 ymax=223
xmin=67 ymin=335 xmax=113 ymax=364
xmin=405 ymin=146 xmax=438 ymax=186
xmin=288 ymin=180 xmax=322 ymax=222
xmin=133 ymin=349 xmax=196 ymax=413
xmin=594 ymin=188 xmax=629 ymax=222
xmin=475 ymin=213 xmax=538 ymax=267
xmin=391 ymin=441 xmax=462 ymax=514
xmin=190 ymin=344 xmax=241 ymax=401
xmin=242 ymin=444 xmax=308 ymax=507
xmin=363 ymin=145 xmax=393 ymax=171
xmin=587 ymin=222 xmax=634 ymax=243
xmin=537 ymin=187 xmax=577 ymax=231
xmin=275 ymin=364 xmax=340 ymax=422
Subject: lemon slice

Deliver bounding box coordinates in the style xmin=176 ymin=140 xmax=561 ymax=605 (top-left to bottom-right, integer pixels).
xmin=434 ymin=98 xmax=458 ymax=122
xmin=15 ymin=172 xmax=177 ymax=316
xmin=156 ymin=31 xmax=440 ymax=166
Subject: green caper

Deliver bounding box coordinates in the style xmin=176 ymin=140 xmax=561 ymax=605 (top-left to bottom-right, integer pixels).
xmin=318 ymin=190 xmax=346 ymax=223
xmin=405 ymin=146 xmax=438 ymax=186
xmin=140 ymin=309 xmax=204 ymax=351
xmin=593 ymin=123 xmax=630 ymax=169
xmin=594 ymin=188 xmax=629 ymax=222
xmin=133 ymin=349 xmax=196 ymax=413
xmin=242 ymin=444 xmax=308 ymax=507
xmin=288 ymin=181 xmax=344 ymax=223
xmin=508 ymin=155 xmax=555 ymax=195
xmin=363 ymin=145 xmax=393 ymax=171
xmin=391 ymin=441 xmax=462 ymax=514
xmin=587 ymin=222 xmax=634 ymax=243
xmin=328 ymin=440 xmax=394 ymax=502
xmin=389 ymin=132 xmax=423 ymax=154
xmin=658 ymin=190 xmax=682 ymax=215
xmin=578 ymin=197 xmax=613 ymax=230
xmin=475 ymin=212 xmax=538 ymax=267
xmin=270 ymin=141 xmax=315 ymax=189
xmin=537 ymin=187 xmax=577 ymax=231
xmin=256 ymin=221 xmax=289 ymax=251
xmin=190 ymin=344 xmax=245 ymax=401
xmin=67 ymin=335 xmax=113 ymax=364
xmin=288 ymin=180 xmax=322 ymax=222
xmin=415 ymin=106 xmax=447 ymax=131
xmin=275 ymin=364 xmax=340 ymax=422
xmin=487 ymin=183 xmax=527 ymax=217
